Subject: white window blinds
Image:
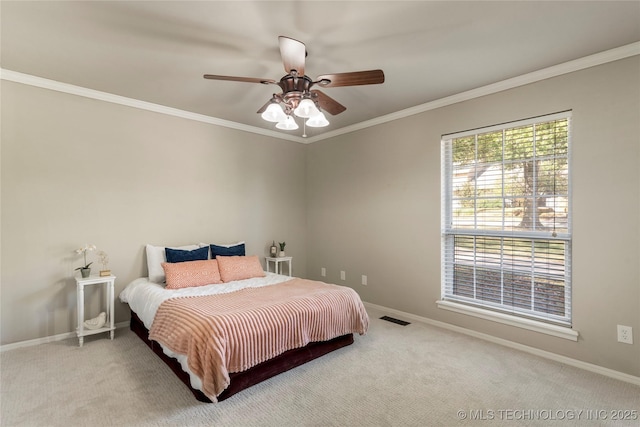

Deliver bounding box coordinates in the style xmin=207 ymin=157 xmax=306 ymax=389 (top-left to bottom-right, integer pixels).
xmin=441 ymin=112 xmax=572 ymax=326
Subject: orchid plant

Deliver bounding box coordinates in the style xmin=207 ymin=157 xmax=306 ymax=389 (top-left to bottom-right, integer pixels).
xmin=75 ymin=244 xmax=97 ymax=271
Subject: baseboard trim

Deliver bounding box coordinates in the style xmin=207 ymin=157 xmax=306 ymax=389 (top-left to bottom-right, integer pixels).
xmin=4 ymin=310 xmax=639 ymax=387
xmin=364 ymin=302 xmax=640 ymax=387
xmin=0 ymin=321 xmax=129 ymax=352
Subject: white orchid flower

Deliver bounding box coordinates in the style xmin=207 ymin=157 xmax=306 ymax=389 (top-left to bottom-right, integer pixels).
xmin=75 ymin=244 xmax=96 ymax=254
xmin=75 ymin=243 xmax=97 ymax=270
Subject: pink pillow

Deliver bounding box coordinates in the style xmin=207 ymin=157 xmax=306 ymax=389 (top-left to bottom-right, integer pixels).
xmin=162 ymin=259 xmax=222 ymax=289
xmin=217 ymin=255 xmax=266 ymax=282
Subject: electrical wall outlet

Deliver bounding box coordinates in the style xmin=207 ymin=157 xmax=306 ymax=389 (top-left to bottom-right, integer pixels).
xmin=361 ymin=275 xmax=367 ymax=286
xmin=340 ymin=270 xmax=346 ymax=281
xmin=321 ymin=267 xmax=326 ymax=277
xmin=617 ymin=325 xmax=633 ymax=344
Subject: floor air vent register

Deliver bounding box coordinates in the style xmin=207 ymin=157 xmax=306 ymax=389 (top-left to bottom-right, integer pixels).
xmin=380 ymin=316 xmax=411 ymax=326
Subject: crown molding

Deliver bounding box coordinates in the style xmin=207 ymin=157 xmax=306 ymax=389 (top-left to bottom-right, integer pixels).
xmin=0 ymin=69 xmax=305 ymax=144
xmin=304 ymin=41 xmax=640 ymax=143
xmin=2 ymin=41 xmax=638 ymax=144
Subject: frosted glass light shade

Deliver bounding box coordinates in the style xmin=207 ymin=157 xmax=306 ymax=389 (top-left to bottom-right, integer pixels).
xmin=275 ymin=116 xmax=299 ymax=130
xmin=261 ymin=103 xmax=287 ymax=122
xmin=293 ymin=98 xmax=320 ymax=118
xmin=306 ymin=112 xmax=330 ymax=127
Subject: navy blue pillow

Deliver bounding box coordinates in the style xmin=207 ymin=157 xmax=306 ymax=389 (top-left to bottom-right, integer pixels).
xmin=165 ymin=246 xmax=209 ymax=263
xmin=210 ymin=243 xmax=245 ymax=258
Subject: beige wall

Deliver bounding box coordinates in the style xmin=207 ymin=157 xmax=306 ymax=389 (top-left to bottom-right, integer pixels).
xmin=1 ymin=81 xmax=307 ymax=344
xmin=306 ymin=57 xmax=640 ymax=376
xmin=2 ymin=56 xmax=639 ymax=378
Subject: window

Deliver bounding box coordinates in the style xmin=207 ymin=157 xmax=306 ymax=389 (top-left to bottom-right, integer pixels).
xmin=440 ymin=112 xmax=572 ymax=331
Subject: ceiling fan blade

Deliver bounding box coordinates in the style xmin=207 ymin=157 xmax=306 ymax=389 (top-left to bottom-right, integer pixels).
xmin=203 ymin=74 xmax=276 ymax=85
xmin=315 ymin=70 xmax=385 ymax=88
xmin=311 ymin=90 xmax=346 ymax=115
xmin=279 ymin=36 xmax=305 ymax=77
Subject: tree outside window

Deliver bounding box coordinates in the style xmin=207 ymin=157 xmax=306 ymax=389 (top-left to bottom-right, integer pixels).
xmin=442 ymin=113 xmax=571 ymax=325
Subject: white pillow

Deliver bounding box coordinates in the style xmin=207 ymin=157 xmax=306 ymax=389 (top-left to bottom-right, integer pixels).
xmin=146 ymin=244 xmax=200 ymax=283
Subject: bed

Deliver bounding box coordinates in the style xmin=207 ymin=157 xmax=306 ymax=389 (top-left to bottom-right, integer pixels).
xmin=119 ymin=249 xmax=369 ymax=403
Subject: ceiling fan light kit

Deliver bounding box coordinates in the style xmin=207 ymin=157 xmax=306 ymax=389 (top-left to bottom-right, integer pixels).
xmin=261 ymin=103 xmax=288 ymax=123
xmin=306 ymin=112 xmax=330 ymax=128
xmin=293 ymin=98 xmax=320 ymax=118
xmin=204 ymin=36 xmax=384 ymax=135
xmin=275 ymin=115 xmax=299 ymax=130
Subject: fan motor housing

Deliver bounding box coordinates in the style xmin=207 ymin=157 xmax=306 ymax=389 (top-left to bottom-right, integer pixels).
xmin=279 ymin=74 xmax=313 ymax=95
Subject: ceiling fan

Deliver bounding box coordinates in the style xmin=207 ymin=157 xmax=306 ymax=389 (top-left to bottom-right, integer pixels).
xmin=204 ymin=36 xmax=384 ymax=133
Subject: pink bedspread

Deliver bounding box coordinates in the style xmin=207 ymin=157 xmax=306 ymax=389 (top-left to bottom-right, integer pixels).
xmin=149 ymin=278 xmax=369 ymax=401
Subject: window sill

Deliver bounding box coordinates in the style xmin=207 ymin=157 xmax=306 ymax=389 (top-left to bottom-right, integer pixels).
xmin=436 ymin=300 xmax=579 ymax=341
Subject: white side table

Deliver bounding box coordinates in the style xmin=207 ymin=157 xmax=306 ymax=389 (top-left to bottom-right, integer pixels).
xmin=75 ymin=274 xmax=116 ymax=347
xmin=265 ymin=256 xmax=292 ymax=276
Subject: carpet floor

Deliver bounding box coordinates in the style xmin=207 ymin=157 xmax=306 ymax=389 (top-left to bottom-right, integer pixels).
xmin=1 ymin=307 xmax=638 ymax=426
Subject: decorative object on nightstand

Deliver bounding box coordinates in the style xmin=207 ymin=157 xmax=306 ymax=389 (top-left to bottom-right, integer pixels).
xmin=84 ymin=312 xmax=106 ymax=330
xmin=97 ymin=250 xmax=111 ymax=276
xmin=74 ymin=243 xmax=96 ymax=278
xmin=269 ymin=241 xmax=278 ymax=258
xmin=278 ymin=241 xmax=286 ymax=257
xmin=75 ymin=274 xmax=116 ymax=347
xmin=266 ymin=256 xmax=292 ymax=276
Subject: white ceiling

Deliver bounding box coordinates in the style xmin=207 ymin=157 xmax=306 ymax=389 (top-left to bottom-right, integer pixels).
xmin=2 ymin=1 xmax=639 ymax=141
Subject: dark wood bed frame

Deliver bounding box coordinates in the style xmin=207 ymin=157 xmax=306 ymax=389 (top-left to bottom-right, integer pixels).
xmin=129 ymin=310 xmax=354 ymax=402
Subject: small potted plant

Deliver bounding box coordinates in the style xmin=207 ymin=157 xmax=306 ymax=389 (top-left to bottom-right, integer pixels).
xmin=75 ymin=244 xmax=96 ymax=278
xmin=278 ymin=242 xmax=286 ymax=257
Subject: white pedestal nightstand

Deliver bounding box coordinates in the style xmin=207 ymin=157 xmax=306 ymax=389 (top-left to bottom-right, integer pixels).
xmin=265 ymin=256 xmax=292 ymax=276
xmin=75 ymin=274 xmax=116 ymax=347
